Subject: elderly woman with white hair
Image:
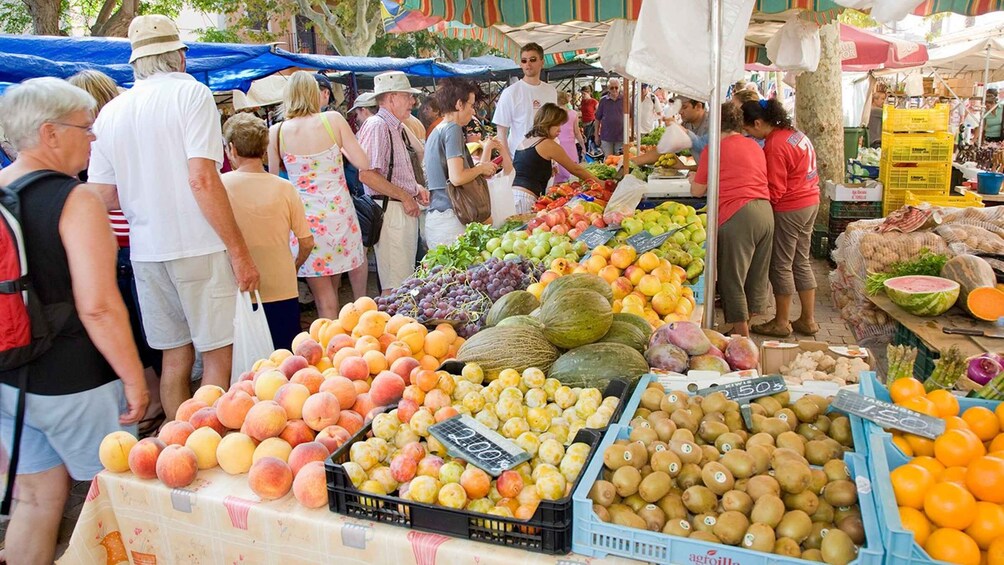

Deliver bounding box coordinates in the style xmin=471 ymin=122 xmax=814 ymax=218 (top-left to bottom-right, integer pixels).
xmin=0 ymin=77 xmax=149 ymax=564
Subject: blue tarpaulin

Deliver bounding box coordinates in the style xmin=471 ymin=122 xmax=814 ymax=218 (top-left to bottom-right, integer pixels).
xmin=0 ymin=34 xmax=490 ymax=92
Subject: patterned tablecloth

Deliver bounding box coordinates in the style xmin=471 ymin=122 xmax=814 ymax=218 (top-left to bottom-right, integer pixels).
xmin=60 ymin=468 xmax=638 ymax=565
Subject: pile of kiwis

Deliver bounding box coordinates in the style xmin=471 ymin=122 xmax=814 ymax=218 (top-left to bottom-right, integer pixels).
xmin=586 ymin=382 xmax=865 ymax=565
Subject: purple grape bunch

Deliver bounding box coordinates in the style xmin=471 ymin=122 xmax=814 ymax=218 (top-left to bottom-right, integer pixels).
xmin=468 ymin=257 xmax=545 ymax=302
xmin=375 ymin=265 xmax=490 ymax=337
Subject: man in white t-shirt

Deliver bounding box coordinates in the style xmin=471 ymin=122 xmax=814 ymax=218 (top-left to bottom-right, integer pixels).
xmin=493 ymin=42 xmax=557 ymax=172
xmin=638 ymin=84 xmax=664 ymax=135
xmin=88 ymin=15 xmax=259 ymax=419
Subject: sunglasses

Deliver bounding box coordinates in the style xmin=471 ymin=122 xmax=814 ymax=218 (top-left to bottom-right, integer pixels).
xmin=520 ymin=57 xmax=539 ymax=63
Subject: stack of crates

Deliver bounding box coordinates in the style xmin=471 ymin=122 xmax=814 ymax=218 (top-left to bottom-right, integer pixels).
xmin=880 ymin=104 xmax=953 ymax=215
xmin=827 ymin=201 xmax=883 ymax=260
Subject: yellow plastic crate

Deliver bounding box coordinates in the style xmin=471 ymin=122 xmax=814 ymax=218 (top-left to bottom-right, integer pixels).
xmin=905 ymin=190 xmax=984 ymax=208
xmin=881 ymin=132 xmax=955 ymax=164
xmin=882 ymin=104 xmax=950 ymax=133
xmin=880 ymin=161 xmax=952 ymax=193
xmin=882 ymin=189 xmax=950 ymax=216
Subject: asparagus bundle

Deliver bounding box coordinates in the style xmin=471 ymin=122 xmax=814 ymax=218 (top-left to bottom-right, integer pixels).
xmin=923 ymin=346 xmax=966 ymax=392
xmin=887 ymin=344 xmax=919 ymax=382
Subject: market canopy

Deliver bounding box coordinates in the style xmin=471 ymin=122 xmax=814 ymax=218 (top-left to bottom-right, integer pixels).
xmin=908 ymin=34 xmax=1004 ymax=83
xmin=0 ymin=34 xmax=490 ymax=92
xmin=744 ymin=22 xmax=928 ymax=71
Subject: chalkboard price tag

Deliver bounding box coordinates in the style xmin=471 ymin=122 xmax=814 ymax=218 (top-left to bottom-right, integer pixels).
xmin=696 ymin=375 xmax=787 ymax=403
xmin=429 ymin=414 xmax=531 ymax=476
xmin=832 ymin=389 xmax=946 ymax=440
xmin=626 ymin=230 xmax=672 ymax=253
xmin=575 ymin=226 xmax=616 ymax=249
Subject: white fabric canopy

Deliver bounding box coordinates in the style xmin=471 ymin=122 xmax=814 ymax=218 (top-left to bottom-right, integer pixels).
xmin=923 ymin=37 xmax=1004 ymax=83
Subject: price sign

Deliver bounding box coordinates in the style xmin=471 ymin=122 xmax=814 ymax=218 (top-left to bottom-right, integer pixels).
xmin=575 ymin=226 xmax=616 ymax=249
xmin=696 ymin=375 xmax=787 ymax=402
xmin=626 ymin=230 xmax=672 ymax=253
xmin=832 ymin=390 xmax=946 ymax=440
xmin=429 ymin=414 xmax=530 ymax=476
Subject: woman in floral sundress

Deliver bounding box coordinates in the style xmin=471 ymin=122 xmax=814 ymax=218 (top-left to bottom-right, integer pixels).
xmin=267 ymin=71 xmax=377 ymax=318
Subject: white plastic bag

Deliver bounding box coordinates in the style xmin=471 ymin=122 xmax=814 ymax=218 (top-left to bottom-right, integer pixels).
xmin=765 ymin=18 xmax=821 ymax=73
xmin=834 ymin=0 xmax=923 ymax=23
xmin=231 ymin=290 xmax=274 ymax=385
xmin=657 ymin=123 xmax=693 ymax=155
xmin=599 ymin=19 xmax=638 ymax=78
xmin=602 ymin=175 xmax=649 ymax=224
xmin=488 ymin=170 xmax=517 ymax=227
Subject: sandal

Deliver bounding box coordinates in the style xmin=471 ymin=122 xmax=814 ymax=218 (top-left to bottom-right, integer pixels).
xmin=751 ymin=321 xmax=792 ymax=338
xmin=792 ymin=319 xmax=820 ymax=336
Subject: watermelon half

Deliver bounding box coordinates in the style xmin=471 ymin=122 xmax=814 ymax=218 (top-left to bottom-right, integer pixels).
xmin=884 ymin=275 xmax=960 ymax=316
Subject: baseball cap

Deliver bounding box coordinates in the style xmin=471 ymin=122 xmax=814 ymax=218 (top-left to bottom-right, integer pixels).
xmin=128 ymin=15 xmax=187 ymax=64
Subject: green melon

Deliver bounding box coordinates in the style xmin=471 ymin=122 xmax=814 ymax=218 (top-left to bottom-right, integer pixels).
xmin=940 ymin=255 xmax=997 ymax=317
xmin=496 ymin=315 xmax=545 ymax=329
xmin=541 ymin=273 xmax=613 ymax=305
xmin=457 ymin=326 xmax=560 ymax=379
xmin=612 ymin=312 xmax=653 ymax=342
xmin=884 ymin=275 xmax=960 ymax=316
xmin=598 ymin=321 xmax=648 ymax=353
xmin=538 ymin=288 xmax=613 ymax=349
xmin=484 ymin=291 xmax=540 ymax=327
xmin=548 ymin=342 xmax=649 ymax=388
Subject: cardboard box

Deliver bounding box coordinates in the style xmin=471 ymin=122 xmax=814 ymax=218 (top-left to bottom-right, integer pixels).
xmin=825 ymin=180 xmax=883 ymax=202
xmin=760 ymin=340 xmax=875 ymax=375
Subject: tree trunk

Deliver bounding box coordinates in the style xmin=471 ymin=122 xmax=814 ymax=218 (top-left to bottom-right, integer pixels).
xmin=796 ymin=22 xmax=844 ymax=223
xmin=90 ymin=0 xmax=139 ymax=38
xmin=296 ymin=0 xmax=381 ymax=56
xmin=23 ymin=0 xmax=60 ymax=35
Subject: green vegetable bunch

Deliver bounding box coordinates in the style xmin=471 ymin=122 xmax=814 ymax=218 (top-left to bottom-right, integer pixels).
xmin=640 ymin=126 xmax=665 ymax=146
xmin=583 ymin=163 xmax=618 ymax=180
xmin=418 ymin=223 xmax=504 ymax=274
xmin=865 ymin=249 xmax=949 ymax=295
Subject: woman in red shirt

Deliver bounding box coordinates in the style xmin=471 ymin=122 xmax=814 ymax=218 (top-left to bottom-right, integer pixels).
xmin=691 ymin=103 xmax=774 ymax=336
xmin=741 ymin=99 xmax=821 ymax=337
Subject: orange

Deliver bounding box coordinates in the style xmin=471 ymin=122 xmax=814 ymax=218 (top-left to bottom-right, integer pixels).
xmin=890 ymin=377 xmax=927 ymax=405
xmin=901 ymin=396 xmax=940 ymax=417
xmin=990 ymin=434 xmax=1004 ymax=454
xmin=891 ymin=463 xmax=937 ymax=509
xmin=939 ymin=466 xmax=968 ymax=485
xmin=934 ymin=428 xmax=987 ymax=468
xmin=924 ymin=528 xmax=982 ymax=565
xmin=996 ymin=402 xmax=1004 ymax=431
xmin=906 ymin=434 xmax=936 ymax=457
xmin=963 ymin=406 xmax=1002 ymax=442
xmin=966 ymin=456 xmax=1004 ymax=503
xmin=965 ymin=501 xmax=1004 ymax=549
xmin=899 ymin=506 xmax=932 ymax=546
xmin=944 ymin=416 xmax=972 ymax=431
xmin=988 ymin=536 xmax=1004 ymax=565
xmin=924 ymin=482 xmax=978 ymax=529
xmin=926 ymin=389 xmax=961 ymax=417
xmin=892 ymin=434 xmax=914 ymax=456
xmin=910 ymin=455 xmax=946 ymax=477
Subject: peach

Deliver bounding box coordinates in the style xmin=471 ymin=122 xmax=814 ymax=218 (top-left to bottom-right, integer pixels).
xmin=385 ymin=314 xmax=413 ymax=335
xmin=352 ymin=380 xmax=370 ymax=395
xmin=278 ymin=419 xmax=316 ymax=447
xmin=189 ymin=406 xmax=227 ymax=436
xmin=362 ymin=350 xmax=388 ymax=375
xmin=377 ymin=333 xmax=396 ymax=352
xmin=337 ymin=411 xmax=364 ymax=435
xmin=355 ymin=310 xmax=388 ymax=338
xmin=331 ymin=347 xmax=361 ymax=371
xmin=248 ymin=456 xmax=293 ymax=500
xmin=315 ymin=425 xmax=352 ymax=454
xmin=216 ymin=390 xmax=255 ymax=430
xmin=238 ymin=370 xmax=256 ymax=382
xmin=292 ymin=460 xmax=328 ymax=508
xmin=254 ymin=369 xmax=288 ymax=401
xmin=158 ymin=420 xmax=195 ymax=446
xmin=128 ymin=437 xmax=166 ymax=479
xmin=401 ymin=442 xmax=426 ymax=462
xmin=402 ymin=384 xmax=425 ymax=405
xmin=251 ymin=358 xmax=274 ymax=372
xmin=396 ymin=398 xmax=420 ymax=424
xmin=351 ymin=393 xmax=377 ymax=420
xmin=338 ymin=302 xmax=362 ymax=331
xmin=288 ymin=441 xmax=330 ymax=476
xmin=269 ymin=348 xmax=293 ymax=364
xmin=231 ymin=380 xmax=255 ymax=397
xmin=460 ymin=467 xmax=491 ymax=499
xmin=99 ymin=431 xmax=138 ymax=472
xmin=339 ymin=356 xmax=370 ymax=381
xmin=354 ymin=335 xmax=381 ymax=354
xmin=241 ymin=401 xmax=288 ymax=442
xmin=185 ymin=427 xmax=222 ymax=470
xmin=384 ymin=342 xmax=412 ymax=366
xmin=290 ymin=331 xmax=311 ymax=353
xmin=309 ymin=318 xmax=330 ymax=342
xmin=192 ymin=384 xmax=226 ymax=407
xmin=278 ymin=355 xmax=310 ymax=379
xmin=155 ymin=444 xmax=198 ymax=488
xmin=253 ymin=437 xmax=293 ymax=463
xmin=434 ymin=406 xmax=459 ymax=422
xmin=423 ymin=389 xmax=451 ymax=411
xmin=302 ymin=392 xmax=341 ymax=431
xmin=175 ymin=398 xmax=209 ymax=422
xmin=423 ymin=330 xmax=450 ymax=359
xmin=274 ymin=383 xmax=311 ymax=420
xmin=398 ymin=332 xmax=425 ymax=356
xmin=369 ymin=372 xmax=405 ymax=406
xmin=324 ymin=334 xmax=356 ymax=358
xmin=315 ymin=358 xmax=332 ymax=375
xmin=355 ymin=296 xmax=377 ymax=312
xmin=319 ymin=376 xmax=357 ymax=410
xmin=419 ymin=355 xmax=440 ymax=371
xmin=319 ymin=319 xmax=346 ymax=350
xmin=390 ymin=453 xmax=418 ymax=483
xmin=290 ymin=367 xmax=324 ymax=394
xmin=216 ymin=432 xmax=256 ymax=474
xmin=497 ymin=470 xmax=524 ymax=498
xmin=417 ymin=455 xmax=444 ymax=478
xmin=412 ymin=369 xmax=438 ymax=392
xmin=294 ymin=338 xmax=324 ymax=366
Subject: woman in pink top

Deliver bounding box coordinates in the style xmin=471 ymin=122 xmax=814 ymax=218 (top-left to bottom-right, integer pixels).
xmin=554 ymin=91 xmax=585 ymax=183
xmin=741 ymin=98 xmax=821 ymax=337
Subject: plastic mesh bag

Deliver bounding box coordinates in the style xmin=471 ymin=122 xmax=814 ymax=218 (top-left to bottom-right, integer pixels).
xmin=935 ymin=224 xmax=1004 ymax=255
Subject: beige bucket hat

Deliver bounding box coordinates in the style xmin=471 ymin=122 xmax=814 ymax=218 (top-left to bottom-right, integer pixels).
xmin=128 ymin=15 xmax=187 ymax=64
xmin=372 ymin=71 xmax=421 ymax=95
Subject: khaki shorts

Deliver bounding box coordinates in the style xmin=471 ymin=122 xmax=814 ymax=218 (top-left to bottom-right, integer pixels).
xmin=132 ymin=251 xmax=237 ymax=351
xmin=374 ymin=201 xmax=419 ymax=289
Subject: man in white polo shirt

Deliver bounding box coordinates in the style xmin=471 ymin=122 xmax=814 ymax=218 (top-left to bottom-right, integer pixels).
xmin=88 ymin=15 xmax=259 ymax=419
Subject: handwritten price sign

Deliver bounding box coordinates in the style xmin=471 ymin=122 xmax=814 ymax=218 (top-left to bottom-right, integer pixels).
xmin=429 ymin=414 xmax=530 ymax=476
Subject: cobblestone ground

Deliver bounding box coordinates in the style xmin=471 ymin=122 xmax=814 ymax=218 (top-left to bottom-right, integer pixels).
xmin=1 ymin=259 xmax=850 ymax=559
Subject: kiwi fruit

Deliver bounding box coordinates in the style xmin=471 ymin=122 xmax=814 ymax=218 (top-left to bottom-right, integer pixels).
xmin=692 ymin=513 xmax=719 ymax=534
xmin=741 ymin=523 xmax=776 ymax=552
xmin=793 ymin=396 xmax=821 ymax=423
xmin=712 ymin=510 xmax=750 ymax=545
xmin=803 ymin=521 xmax=831 ymax=550
xmin=813 ymin=414 xmax=832 ymax=434
xmin=660 ymin=391 xmax=688 ymax=413
xmin=687 ymin=404 xmax=705 ymax=422
xmin=639 ymin=471 xmax=672 ymax=503
xmin=776 ymin=431 xmax=807 ymax=455
xmin=720 ymin=450 xmax=756 ymax=479
xmin=609 ymin=504 xmax=648 ymax=530
xmin=775 ymin=509 xmax=813 ymax=543
xmin=623 ymin=494 xmax=647 ymax=512
xmin=724 ymin=410 xmax=745 ymax=431
xmin=671 ymin=409 xmax=698 ymax=433
xmin=797 ymin=423 xmax=827 ymax=441
xmin=647 ymin=441 xmax=669 ymax=456
xmin=593 ymin=503 xmax=611 ymax=522
xmin=682 ymin=485 xmax=719 ymax=514
xmin=701 ymin=391 xmax=729 ymax=414
xmin=625 ymin=442 xmax=649 ymax=468
xmin=715 ymin=432 xmax=745 ymax=453
xmin=746 ymin=475 xmax=781 ymax=501
xmin=588 ymin=480 xmax=617 ymax=506
xmin=828 ymin=416 xmax=853 ymax=447
xmin=698 ymin=420 xmax=730 ymax=444
xmin=689 ymin=531 xmax=721 ymax=544
xmin=703 ymin=411 xmax=726 ymax=425
xmin=658 ymin=492 xmax=688 ymax=520
xmin=834 ymin=505 xmax=861 ymax=523
xmin=806 ymin=440 xmax=842 ymax=466
xmin=720 ymin=489 xmax=753 ymax=515
xmin=749 ymin=403 xmax=767 ymax=417
xmin=637 ymin=503 xmax=667 ymax=532
xmin=746 ymin=432 xmax=776 ymax=449
xmin=783 ymin=490 xmax=820 ymax=515
xmin=837 ymin=514 xmax=866 ymax=545
xmin=700 ymin=444 xmax=721 ymax=463
xmin=650 ymin=449 xmax=682 ymax=477
xmin=771 ymin=447 xmax=809 ymax=468
xmin=771 ymin=390 xmax=791 ymax=406
xmin=677 ymin=463 xmax=703 ymax=489
xmin=809 ymin=469 xmax=829 ymax=494
xmin=820 ymin=528 xmax=857 ymax=565
xmin=750 ymin=494 xmax=786 ymax=527
xmin=822 ymin=480 xmax=858 ymax=508
xmin=672 ymin=428 xmax=696 ymax=443
xmin=775 ymin=462 xmax=812 ymax=494
xmin=612 ymin=466 xmax=642 ymax=497
xmin=811 ymin=500 xmax=835 ymax=523
xmin=640 ymin=387 xmax=664 ymax=411
xmin=772 ymin=537 xmax=802 ymax=557
xmin=662 ymin=518 xmax=693 ymax=537
xmin=701 ymin=462 xmax=736 ymax=495
xmin=653 ymin=418 xmax=677 ymax=442
xmin=823 ymin=460 xmax=850 ymax=482
xmin=801 ymin=548 xmax=824 ymax=562
xmin=754 ymin=396 xmax=783 ymax=416
xmin=603 ymin=445 xmax=632 ymax=470
xmin=669 ymin=440 xmax=702 ymax=464
xmin=747 ymin=445 xmax=773 ymax=475
xmin=761 ymin=418 xmax=791 ymax=438
xmin=806 ymin=394 xmax=831 ymax=413
xmin=630 ymin=427 xmax=659 ymax=446
xmin=775 ymin=408 xmax=797 ymax=429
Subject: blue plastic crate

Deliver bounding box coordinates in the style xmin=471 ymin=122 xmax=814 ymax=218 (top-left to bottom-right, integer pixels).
xmin=867 ymin=433 xmax=950 ymax=565
xmin=571 ymin=424 xmax=885 ymax=564
xmin=686 ymin=273 xmax=706 ymax=305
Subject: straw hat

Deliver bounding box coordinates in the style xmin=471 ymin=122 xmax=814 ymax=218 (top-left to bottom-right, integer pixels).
xmin=128 ymin=15 xmax=187 ymax=63
xmin=373 ymin=71 xmax=420 ymax=95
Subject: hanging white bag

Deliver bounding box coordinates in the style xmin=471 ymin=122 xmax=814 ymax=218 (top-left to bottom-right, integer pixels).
xmin=488 ymin=170 xmax=517 ymax=227
xmin=765 ymin=18 xmax=821 ymax=73
xmin=231 ymin=290 xmax=274 ymax=385
xmin=657 ymin=122 xmax=693 ymax=155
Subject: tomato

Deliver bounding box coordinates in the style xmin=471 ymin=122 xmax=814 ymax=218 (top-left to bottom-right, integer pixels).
xmin=569 ymin=181 xmax=581 ymax=190
xmin=604 ymin=179 xmax=617 ymax=191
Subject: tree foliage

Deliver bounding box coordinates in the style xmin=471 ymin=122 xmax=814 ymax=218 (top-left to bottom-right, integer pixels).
xmin=370 ymin=29 xmax=494 ymax=61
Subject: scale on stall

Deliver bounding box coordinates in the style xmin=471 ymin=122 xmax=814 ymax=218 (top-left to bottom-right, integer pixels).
xmin=644 ymin=168 xmax=692 ymax=199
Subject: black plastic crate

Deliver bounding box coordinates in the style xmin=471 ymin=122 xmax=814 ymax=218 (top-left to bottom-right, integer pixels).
xmin=829 ymin=200 xmax=883 ymax=219
xmin=811 ymin=227 xmax=829 ymax=259
xmin=892 ymin=322 xmax=937 ymax=381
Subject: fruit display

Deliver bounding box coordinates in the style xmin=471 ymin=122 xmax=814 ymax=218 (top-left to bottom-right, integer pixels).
xmin=644 ymin=321 xmax=759 ymax=375
xmin=419 ymin=222 xmax=506 ymax=273
xmin=582 ymin=163 xmax=618 ymax=181
xmin=640 ymin=127 xmax=665 ymax=147
xmin=883 ymin=275 xmax=960 ymax=316
xmin=609 ymin=202 xmax=707 ymax=271
xmin=534 ymin=179 xmax=616 ymax=212
xmin=779 ymin=351 xmax=868 ymax=387
xmin=483 ymin=229 xmax=589 ymax=264
xmin=940 ymin=254 xmax=1004 ymax=321
xmin=583 ymin=380 xmax=866 ymax=564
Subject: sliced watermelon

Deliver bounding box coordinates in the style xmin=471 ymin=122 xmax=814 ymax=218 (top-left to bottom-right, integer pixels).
xmin=884 ymin=275 xmax=960 ymax=316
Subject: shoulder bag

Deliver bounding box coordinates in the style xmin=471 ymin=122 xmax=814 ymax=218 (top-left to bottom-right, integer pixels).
xmin=441 ymin=123 xmax=492 ymax=225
